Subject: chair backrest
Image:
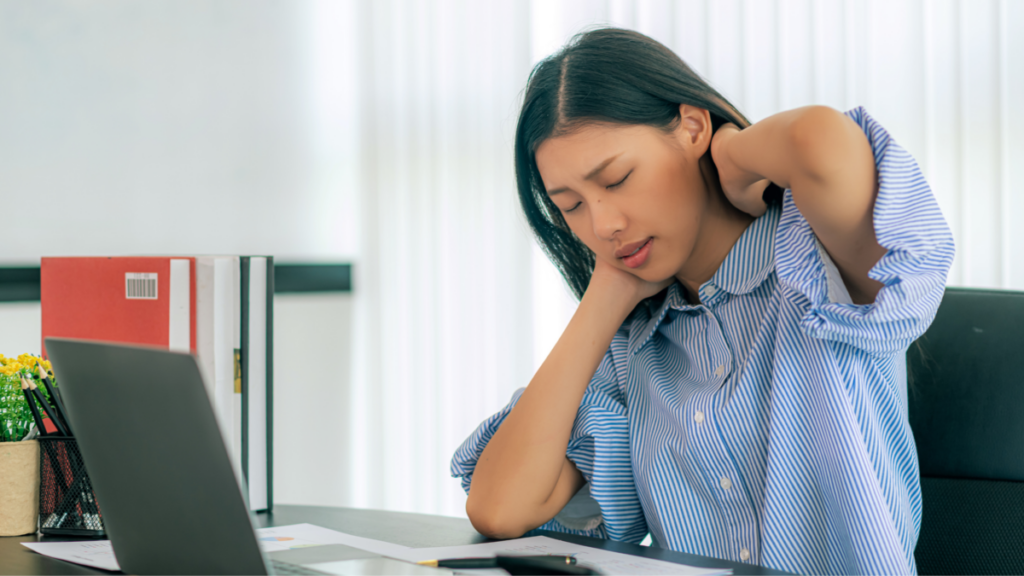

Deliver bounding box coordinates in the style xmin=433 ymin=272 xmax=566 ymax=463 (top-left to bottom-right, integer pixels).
xmin=908 ymin=287 xmax=1024 ymax=575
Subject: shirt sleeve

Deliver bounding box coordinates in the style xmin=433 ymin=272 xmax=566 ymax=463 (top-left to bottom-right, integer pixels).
xmin=450 ymin=344 xmax=648 ymax=543
xmin=773 ymin=106 xmax=956 ymax=354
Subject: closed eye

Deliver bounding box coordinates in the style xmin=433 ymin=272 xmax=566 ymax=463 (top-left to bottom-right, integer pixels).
xmin=607 ymin=170 xmax=632 ymax=189
xmin=564 ymin=201 xmax=582 ymax=213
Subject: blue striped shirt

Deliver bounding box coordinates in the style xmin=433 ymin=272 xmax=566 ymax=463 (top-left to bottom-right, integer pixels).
xmin=452 ymin=107 xmax=954 ymax=575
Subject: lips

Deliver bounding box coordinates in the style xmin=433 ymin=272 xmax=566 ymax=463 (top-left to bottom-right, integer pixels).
xmin=619 ymin=238 xmax=653 ymax=269
xmin=615 ymin=238 xmax=652 ymax=259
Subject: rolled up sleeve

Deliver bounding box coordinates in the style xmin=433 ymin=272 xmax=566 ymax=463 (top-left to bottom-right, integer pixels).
xmin=451 ymin=345 xmax=648 ymax=543
xmin=774 ymin=106 xmax=956 ymax=354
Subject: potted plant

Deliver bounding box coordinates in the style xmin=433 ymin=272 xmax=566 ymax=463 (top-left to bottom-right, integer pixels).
xmin=0 ymin=354 xmax=54 ymax=536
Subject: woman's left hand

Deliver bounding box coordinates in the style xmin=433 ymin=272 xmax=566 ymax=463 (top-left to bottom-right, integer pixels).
xmin=710 ymin=122 xmax=771 ymax=218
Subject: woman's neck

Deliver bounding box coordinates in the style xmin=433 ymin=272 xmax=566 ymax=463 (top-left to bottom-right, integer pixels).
xmin=675 ymin=156 xmax=755 ymax=304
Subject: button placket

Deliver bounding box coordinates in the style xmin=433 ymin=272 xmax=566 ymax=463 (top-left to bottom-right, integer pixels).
xmin=700 ymin=396 xmax=758 ymax=564
xmin=658 ymin=283 xmax=759 ymax=564
xmin=702 ymin=309 xmax=732 ymax=384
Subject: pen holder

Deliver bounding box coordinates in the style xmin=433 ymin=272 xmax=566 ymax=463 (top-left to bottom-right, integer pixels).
xmin=37 ymin=436 xmax=105 ymax=537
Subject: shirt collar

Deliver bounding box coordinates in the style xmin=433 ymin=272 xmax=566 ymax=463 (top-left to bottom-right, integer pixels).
xmin=628 ymin=204 xmax=781 ymax=356
xmin=707 ymin=202 xmax=780 ymax=297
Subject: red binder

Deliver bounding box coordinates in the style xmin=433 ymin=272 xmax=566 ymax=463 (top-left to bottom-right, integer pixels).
xmin=39 ymin=255 xmax=273 ymax=513
xmin=40 ymin=257 xmax=197 ymax=357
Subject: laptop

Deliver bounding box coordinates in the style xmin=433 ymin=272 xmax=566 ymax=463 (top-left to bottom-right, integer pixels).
xmin=45 ymin=337 xmax=449 ymax=576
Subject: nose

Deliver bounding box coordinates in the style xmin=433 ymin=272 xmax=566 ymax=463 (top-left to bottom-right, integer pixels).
xmin=591 ymin=198 xmax=627 ymax=241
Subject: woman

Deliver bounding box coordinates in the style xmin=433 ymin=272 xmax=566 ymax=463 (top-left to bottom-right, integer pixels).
xmin=451 ymin=28 xmax=953 ymax=575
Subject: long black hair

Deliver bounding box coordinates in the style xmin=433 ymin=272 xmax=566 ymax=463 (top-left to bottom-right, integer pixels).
xmin=515 ymin=28 xmax=750 ymax=300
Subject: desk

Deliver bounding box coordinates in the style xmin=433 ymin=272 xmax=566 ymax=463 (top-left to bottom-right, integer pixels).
xmin=0 ymin=505 xmax=791 ymax=575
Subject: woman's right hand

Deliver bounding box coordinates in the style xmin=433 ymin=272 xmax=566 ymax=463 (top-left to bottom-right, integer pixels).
xmin=588 ymin=256 xmax=675 ymax=311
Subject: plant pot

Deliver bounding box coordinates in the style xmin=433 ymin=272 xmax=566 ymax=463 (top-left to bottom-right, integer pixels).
xmin=0 ymin=439 xmax=40 ymax=536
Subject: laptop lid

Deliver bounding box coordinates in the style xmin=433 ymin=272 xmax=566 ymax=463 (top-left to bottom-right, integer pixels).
xmin=45 ymin=337 xmax=270 ymax=575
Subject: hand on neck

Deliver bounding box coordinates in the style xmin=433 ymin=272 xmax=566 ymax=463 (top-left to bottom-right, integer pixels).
xmin=675 ymin=155 xmax=756 ymax=304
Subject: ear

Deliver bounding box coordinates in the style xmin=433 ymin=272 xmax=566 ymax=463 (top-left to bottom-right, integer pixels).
xmin=673 ymin=104 xmax=713 ymax=157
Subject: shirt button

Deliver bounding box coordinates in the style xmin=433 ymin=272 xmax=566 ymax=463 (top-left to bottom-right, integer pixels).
xmin=740 ymin=549 xmax=750 ymax=561
xmin=693 ymin=411 xmax=704 ymax=424
xmin=705 ymin=285 xmax=717 ymax=297
xmin=714 ymin=365 xmax=725 ymax=377
xmin=720 ymin=476 xmax=732 ymax=490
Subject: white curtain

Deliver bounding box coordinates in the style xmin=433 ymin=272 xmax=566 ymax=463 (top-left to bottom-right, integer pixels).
xmin=310 ymin=0 xmax=1024 ymax=518
xmin=337 ymin=0 xmax=536 ymax=517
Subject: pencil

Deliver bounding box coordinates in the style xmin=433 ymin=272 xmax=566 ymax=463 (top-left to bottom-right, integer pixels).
xmin=24 ymin=375 xmax=69 ymax=436
xmin=20 ymin=376 xmax=48 ymax=436
xmin=39 ymin=363 xmax=65 ymax=405
xmin=36 ymin=363 xmax=72 ymax=436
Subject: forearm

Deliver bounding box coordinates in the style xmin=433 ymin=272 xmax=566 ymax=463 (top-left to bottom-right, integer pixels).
xmin=718 ymin=106 xmax=841 ymax=190
xmin=466 ymin=285 xmax=636 ymax=537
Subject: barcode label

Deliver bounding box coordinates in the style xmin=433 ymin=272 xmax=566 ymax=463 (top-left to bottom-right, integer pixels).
xmin=126 ymin=273 xmax=158 ymax=299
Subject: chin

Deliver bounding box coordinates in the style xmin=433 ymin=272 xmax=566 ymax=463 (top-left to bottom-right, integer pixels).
xmin=631 ymin=264 xmax=677 ymax=286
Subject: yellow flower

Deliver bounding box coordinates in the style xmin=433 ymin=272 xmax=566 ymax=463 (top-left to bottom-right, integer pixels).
xmin=0 ymin=354 xmax=53 ymax=378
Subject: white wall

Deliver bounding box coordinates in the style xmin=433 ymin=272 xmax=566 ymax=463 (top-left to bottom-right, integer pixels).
xmin=271 ymin=293 xmax=353 ymax=507
xmin=0 ymin=303 xmax=42 ymax=356
xmin=0 ymin=0 xmax=358 ymax=262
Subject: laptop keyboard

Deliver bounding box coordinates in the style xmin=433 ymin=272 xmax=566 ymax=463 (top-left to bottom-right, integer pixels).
xmin=269 ymin=559 xmax=333 ymax=575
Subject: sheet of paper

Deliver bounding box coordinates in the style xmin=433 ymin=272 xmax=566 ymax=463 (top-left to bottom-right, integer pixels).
xmin=21 ymin=540 xmax=120 ymax=572
xmin=21 ymin=525 xmax=733 ymax=575
xmin=20 ymin=524 xmax=412 ymax=572
xmin=393 ymin=536 xmax=731 ymax=576
xmin=257 ymin=523 xmax=412 ymax=557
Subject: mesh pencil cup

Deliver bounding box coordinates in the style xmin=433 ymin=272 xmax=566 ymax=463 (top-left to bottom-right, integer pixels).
xmin=37 ymin=436 xmax=105 ymax=537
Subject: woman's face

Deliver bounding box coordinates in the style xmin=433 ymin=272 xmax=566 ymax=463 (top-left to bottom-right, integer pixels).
xmin=534 ymin=107 xmax=714 ymax=284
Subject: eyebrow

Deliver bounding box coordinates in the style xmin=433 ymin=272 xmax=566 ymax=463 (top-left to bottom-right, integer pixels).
xmin=546 ymin=153 xmax=622 ymax=196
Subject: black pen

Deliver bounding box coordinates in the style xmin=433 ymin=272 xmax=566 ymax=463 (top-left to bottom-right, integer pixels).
xmin=36 ymin=363 xmax=72 ymax=436
xmin=25 ymin=375 xmax=70 ymax=436
xmin=497 ymin=556 xmax=597 ymax=575
xmin=418 ymin=555 xmax=578 ymax=568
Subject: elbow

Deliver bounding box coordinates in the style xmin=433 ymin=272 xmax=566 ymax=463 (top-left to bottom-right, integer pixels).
xmin=466 ymin=495 xmax=530 ymax=540
xmin=788 ymin=105 xmax=851 ymax=180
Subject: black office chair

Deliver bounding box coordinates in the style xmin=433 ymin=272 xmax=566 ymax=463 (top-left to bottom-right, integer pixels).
xmin=908 ymin=287 xmax=1024 ymax=575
